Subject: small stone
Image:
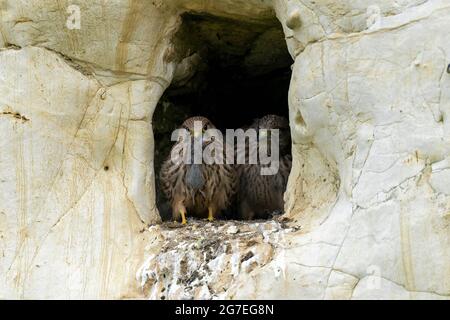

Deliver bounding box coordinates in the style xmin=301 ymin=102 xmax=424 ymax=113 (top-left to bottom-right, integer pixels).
xmin=226 ymin=225 xmax=239 ymax=234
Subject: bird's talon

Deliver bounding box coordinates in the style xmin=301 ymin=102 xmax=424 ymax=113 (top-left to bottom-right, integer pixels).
xmin=207 ymin=208 xmax=214 ymax=222
xmin=180 ymin=210 xmax=187 ymax=225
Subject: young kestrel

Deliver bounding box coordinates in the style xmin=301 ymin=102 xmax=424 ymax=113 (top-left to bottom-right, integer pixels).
xmin=160 ymin=116 xmax=236 ymax=224
xmin=237 ymin=114 xmax=292 ymax=220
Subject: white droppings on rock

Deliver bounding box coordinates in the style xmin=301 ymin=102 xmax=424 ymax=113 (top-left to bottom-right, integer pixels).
xmin=137 ymin=220 xmax=294 ymax=299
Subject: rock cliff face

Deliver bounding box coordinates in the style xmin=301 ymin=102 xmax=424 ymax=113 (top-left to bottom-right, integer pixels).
xmin=0 ymin=0 xmax=449 ymax=299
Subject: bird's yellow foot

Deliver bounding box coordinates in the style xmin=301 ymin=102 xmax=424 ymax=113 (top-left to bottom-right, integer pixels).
xmin=180 ymin=210 xmax=187 ymax=225
xmin=207 ymin=208 xmax=214 ymax=222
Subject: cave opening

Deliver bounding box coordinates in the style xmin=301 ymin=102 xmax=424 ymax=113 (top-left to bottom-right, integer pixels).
xmin=154 ymin=12 xmax=293 ymax=222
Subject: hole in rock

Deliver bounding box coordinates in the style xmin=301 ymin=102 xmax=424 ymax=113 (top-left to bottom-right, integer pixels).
xmin=154 ymin=13 xmax=293 ymax=222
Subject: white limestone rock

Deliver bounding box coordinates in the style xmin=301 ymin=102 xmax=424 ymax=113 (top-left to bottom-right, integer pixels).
xmin=0 ymin=0 xmax=449 ymax=300
xmin=0 ymin=46 xmax=162 ymax=298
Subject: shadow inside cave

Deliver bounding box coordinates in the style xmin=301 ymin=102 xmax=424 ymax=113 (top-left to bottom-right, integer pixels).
xmin=153 ymin=13 xmax=293 ymax=222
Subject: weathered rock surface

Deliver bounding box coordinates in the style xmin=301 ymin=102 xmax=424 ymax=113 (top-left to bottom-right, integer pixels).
xmin=0 ymin=46 xmax=161 ymax=298
xmin=0 ymin=0 xmax=449 ymax=299
xmin=137 ymin=220 xmax=292 ymax=300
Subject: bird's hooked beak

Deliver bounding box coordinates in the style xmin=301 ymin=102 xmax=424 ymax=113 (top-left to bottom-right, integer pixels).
xmin=259 ymin=129 xmax=269 ymax=138
xmin=193 ymin=129 xmax=202 ymax=139
xmin=190 ymin=128 xmax=206 ymax=145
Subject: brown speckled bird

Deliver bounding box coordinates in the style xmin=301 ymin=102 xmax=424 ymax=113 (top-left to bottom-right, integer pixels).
xmin=160 ymin=116 xmax=236 ymax=224
xmin=237 ymin=115 xmax=292 ymax=220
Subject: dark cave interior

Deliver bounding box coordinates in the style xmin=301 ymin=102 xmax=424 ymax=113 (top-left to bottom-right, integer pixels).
xmin=154 ymin=13 xmax=293 ymax=221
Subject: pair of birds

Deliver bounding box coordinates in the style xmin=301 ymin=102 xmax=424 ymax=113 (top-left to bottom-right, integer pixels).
xmin=160 ymin=115 xmax=292 ymax=224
